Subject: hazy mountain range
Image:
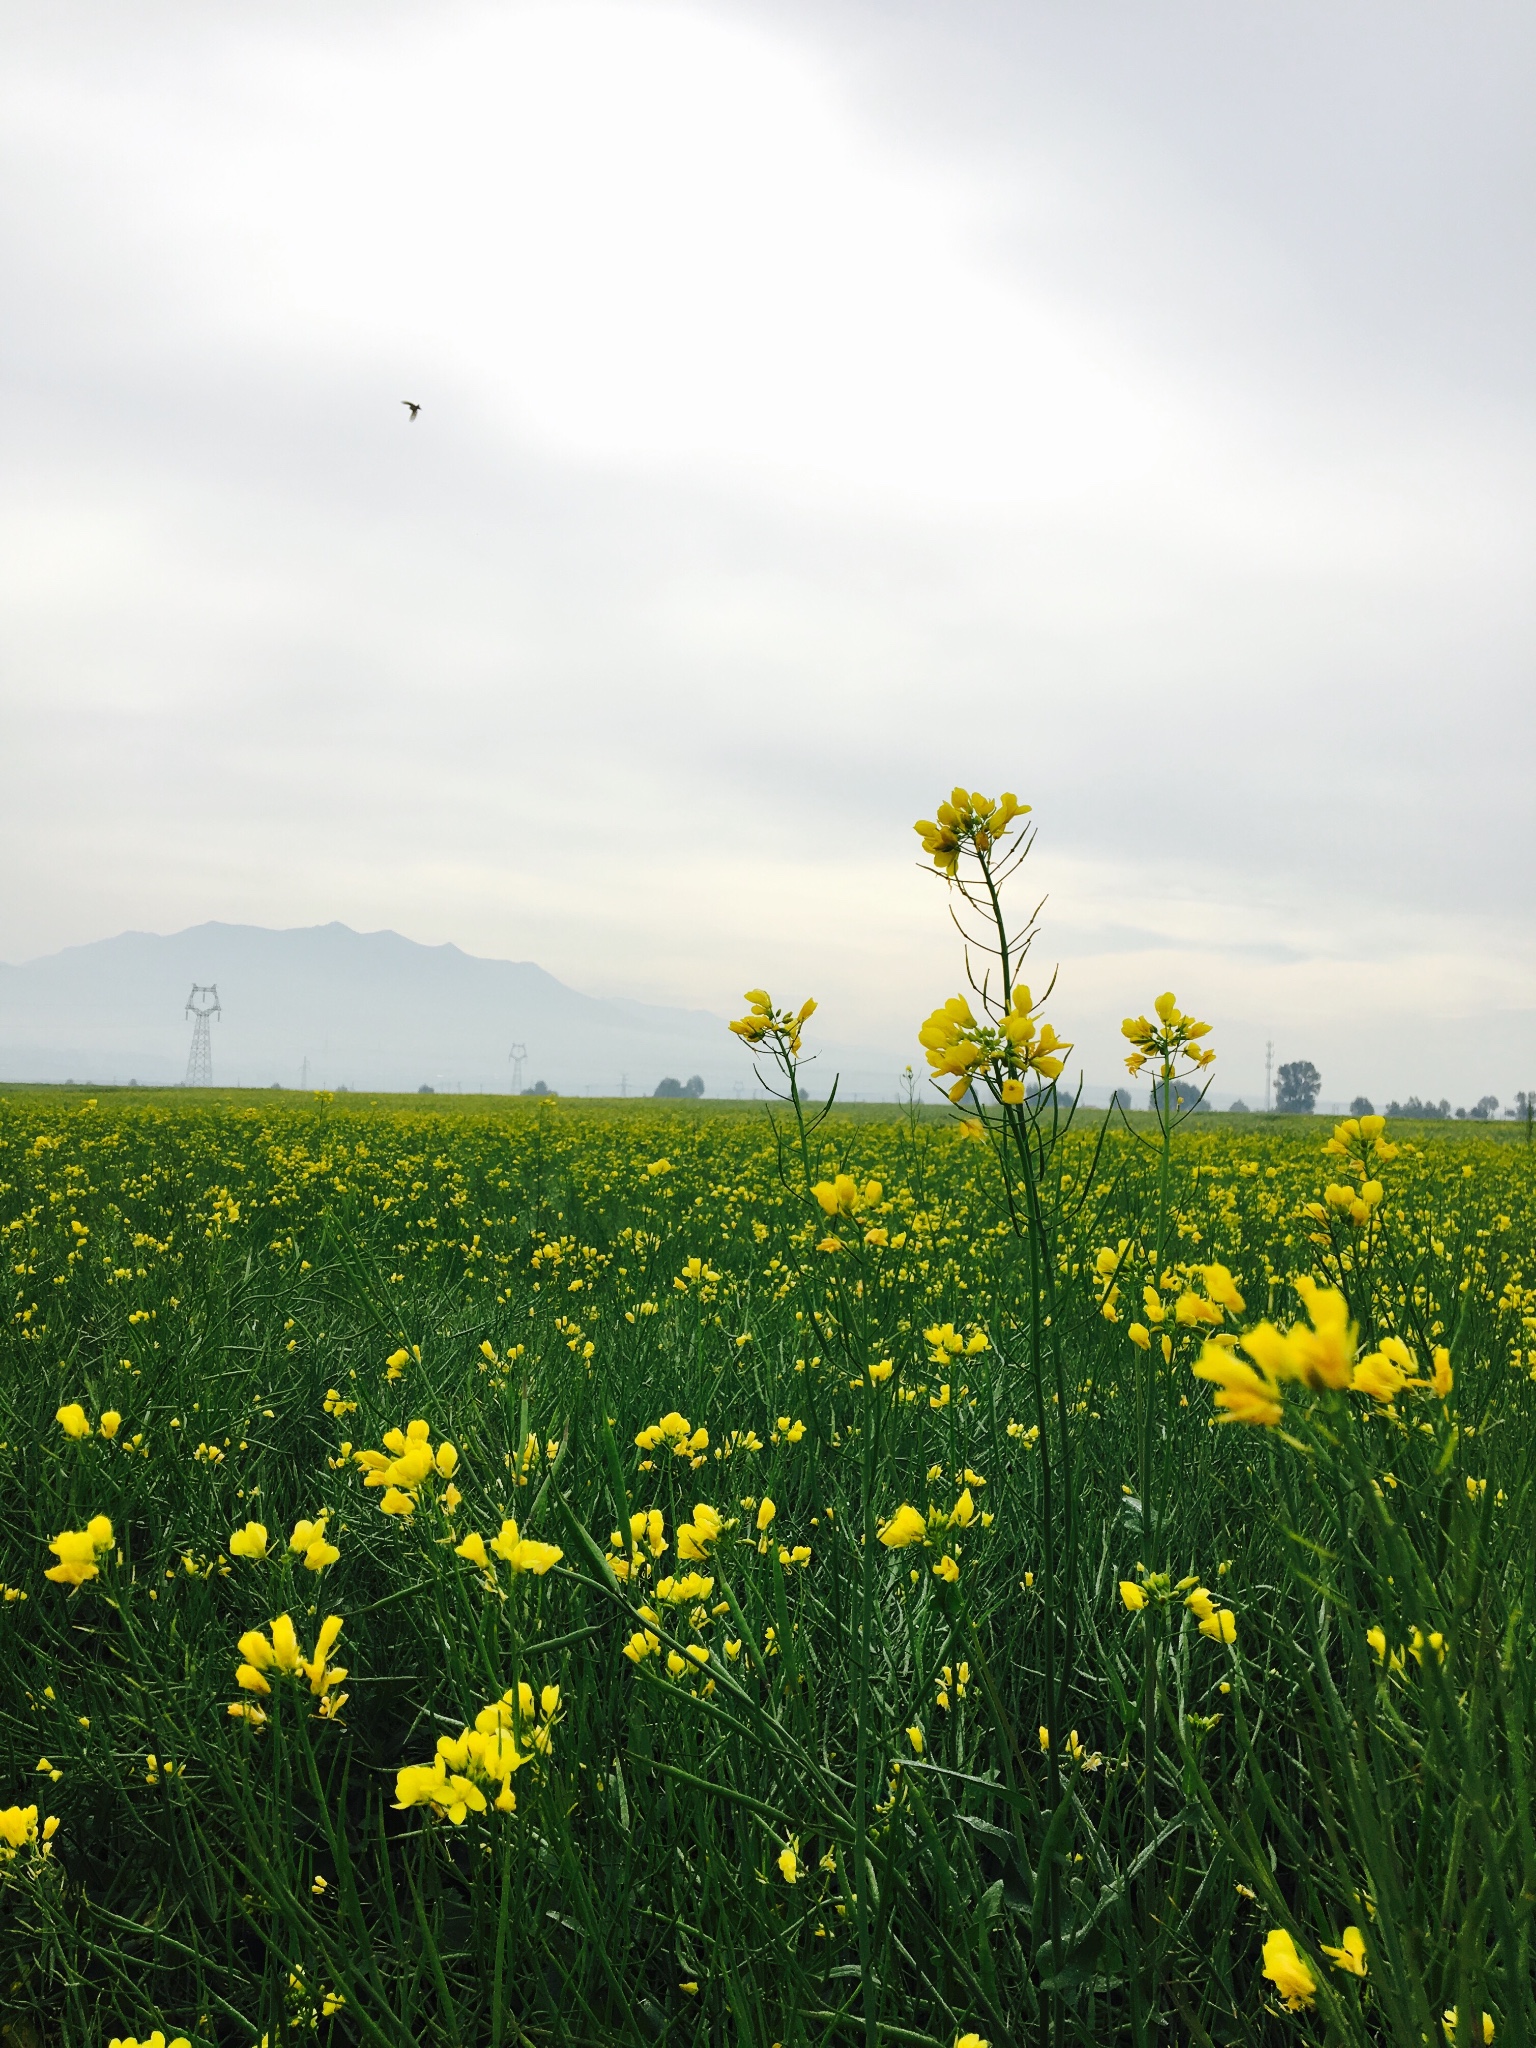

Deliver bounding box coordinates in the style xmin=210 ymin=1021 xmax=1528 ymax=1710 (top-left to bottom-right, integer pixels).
xmin=0 ymin=921 xmax=913 ymax=1098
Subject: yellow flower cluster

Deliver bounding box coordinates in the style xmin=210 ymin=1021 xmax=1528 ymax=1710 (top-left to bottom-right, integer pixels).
xmin=1118 ymin=1568 xmax=1238 ymax=1643
xmin=453 ymin=1518 xmax=563 ymax=1576
xmin=1302 ymin=1115 xmax=1401 ymax=1229
xmin=727 ymin=989 xmax=817 ymax=1058
xmin=608 ymin=1506 xmax=669 ymax=1579
xmin=44 ymin=1514 xmax=114 ymax=1589
xmin=634 ymin=1409 xmax=709 ymax=1468
xmin=1193 ymin=1277 xmax=1453 ymax=1427
xmin=912 ymin=787 xmax=1029 ymax=878
xmin=1121 ymin=991 xmax=1215 ymax=1082
xmin=918 ymin=989 xmax=1070 ymax=1106
xmin=0 ymin=1803 xmax=59 ymax=1862
xmin=1126 ymin=1262 xmax=1244 ymax=1354
xmin=230 ymin=1612 xmax=347 ymax=1725
xmin=394 ymin=1683 xmax=559 ymax=1822
xmin=877 ymin=1487 xmax=982 ymax=1582
xmin=354 ymin=1419 xmax=458 ymax=1517
xmin=55 ymin=1401 xmax=122 ymax=1440
xmin=813 ymin=1173 xmax=881 ymax=1219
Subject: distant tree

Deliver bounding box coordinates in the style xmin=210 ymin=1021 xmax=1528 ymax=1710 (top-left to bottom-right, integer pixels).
xmin=1514 ymin=1090 xmax=1535 ymax=1141
xmin=1227 ymin=1100 xmax=1250 ymax=1113
xmin=417 ymin=1083 xmax=434 ymax=1094
xmin=1109 ymin=1088 xmax=1131 ymax=1110
xmin=1350 ymin=1096 xmax=1374 ymax=1117
xmin=1470 ymin=1096 xmax=1499 ymax=1121
xmin=1273 ymin=1061 xmax=1321 ymax=1114
xmin=1386 ymin=1096 xmax=1449 ymax=1119
xmin=653 ymin=1077 xmax=685 ymax=1099
xmin=683 ymin=1075 xmax=705 ymax=1099
xmin=521 ymin=1080 xmax=551 ymax=1096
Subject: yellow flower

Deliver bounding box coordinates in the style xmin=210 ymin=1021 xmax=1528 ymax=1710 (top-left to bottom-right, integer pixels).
xmin=728 ymin=990 xmax=817 ymax=1058
xmin=229 ymin=1521 xmax=270 ymax=1561
xmin=932 ymin=1555 xmax=960 ymax=1584
xmin=913 ymin=786 xmax=1028 ymax=877
xmin=44 ymin=1515 xmax=114 ymax=1588
xmin=1442 ymin=2009 xmax=1495 ymax=2045
xmin=755 ymin=1497 xmax=777 ymax=1534
xmin=1176 ymin=1291 xmax=1224 ymax=1328
xmin=1201 ymin=1263 xmax=1245 ymax=1313
xmin=1351 ymin=1352 xmax=1405 ymax=1403
xmin=812 ymin=1174 xmax=881 ymax=1218
xmin=955 ymin=2034 xmax=992 ymax=2048
xmin=234 ymin=1613 xmax=346 ymax=1711
xmin=0 ymin=1804 xmax=58 ymax=1862
xmin=1192 ymin=1345 xmax=1284 ymax=1428
xmin=1261 ymin=1928 xmax=1317 ymax=2010
xmin=878 ymin=1505 xmax=928 ymax=1549
xmin=918 ymin=986 xmax=1070 ymax=1105
xmin=1431 ymin=1346 xmax=1454 ymax=1398
xmin=1198 ymin=1609 xmax=1237 ymax=1644
xmin=624 ymin=1505 xmax=668 ymax=1556
xmin=1119 ymin=1580 xmax=1146 ymax=1611
xmin=488 ymin=1518 xmax=564 ymax=1575
xmin=55 ymin=1403 xmax=91 ymax=1439
xmin=676 ymin=1503 xmax=724 ymax=1560
xmin=99 ymin=1410 xmax=122 ymax=1439
xmin=778 ymin=1840 xmax=799 ymax=1883
xmin=1320 ymin=1926 xmax=1367 ymax=1977
xmin=655 ymin=1571 xmax=714 ymax=1604
xmin=1121 ymin=992 xmax=1214 ymax=1081
xmin=1287 ymin=1277 xmax=1356 ymax=1390
xmin=907 ymin=1724 xmax=925 ymax=1755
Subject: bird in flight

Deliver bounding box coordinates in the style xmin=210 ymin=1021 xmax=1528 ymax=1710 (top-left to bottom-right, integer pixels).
xmin=402 ymin=400 xmax=421 ymax=420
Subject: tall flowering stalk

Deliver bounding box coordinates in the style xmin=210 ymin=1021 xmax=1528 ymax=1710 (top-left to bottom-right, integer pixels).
xmin=913 ymin=785 xmax=1087 ymax=2048
xmin=1118 ymin=993 xmax=1216 ymax=1545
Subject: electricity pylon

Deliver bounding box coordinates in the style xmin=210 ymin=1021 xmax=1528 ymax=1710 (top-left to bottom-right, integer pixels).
xmin=185 ymin=984 xmax=221 ymax=1087
xmin=508 ymin=1042 xmax=527 ymax=1092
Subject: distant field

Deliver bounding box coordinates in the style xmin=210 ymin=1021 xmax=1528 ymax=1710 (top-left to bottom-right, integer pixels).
xmin=2 ymin=1089 xmax=1533 ymax=2047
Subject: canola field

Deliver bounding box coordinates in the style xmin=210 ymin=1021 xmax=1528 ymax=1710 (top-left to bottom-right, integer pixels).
xmin=3 ymin=797 xmax=1535 ymax=2048
xmin=2 ymin=1086 xmax=1533 ymax=2048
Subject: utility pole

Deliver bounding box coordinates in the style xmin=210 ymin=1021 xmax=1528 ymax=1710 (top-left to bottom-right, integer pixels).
xmin=1264 ymin=1040 xmax=1273 ymax=1115
xmin=301 ymin=1055 xmax=309 ymax=1091
xmin=508 ymin=1042 xmax=527 ymax=1093
xmin=184 ymin=985 xmax=220 ymax=1087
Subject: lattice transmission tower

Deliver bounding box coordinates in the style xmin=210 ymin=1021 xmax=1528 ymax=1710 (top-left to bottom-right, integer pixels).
xmin=508 ymin=1041 xmax=527 ymax=1092
xmin=184 ymin=984 xmax=221 ymax=1087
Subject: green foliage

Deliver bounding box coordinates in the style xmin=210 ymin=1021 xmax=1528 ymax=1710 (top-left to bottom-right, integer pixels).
xmin=0 ymin=1088 xmax=1533 ymax=2046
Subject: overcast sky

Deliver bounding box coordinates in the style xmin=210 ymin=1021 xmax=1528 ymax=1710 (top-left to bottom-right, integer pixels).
xmin=2 ymin=0 xmax=1532 ymax=1105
